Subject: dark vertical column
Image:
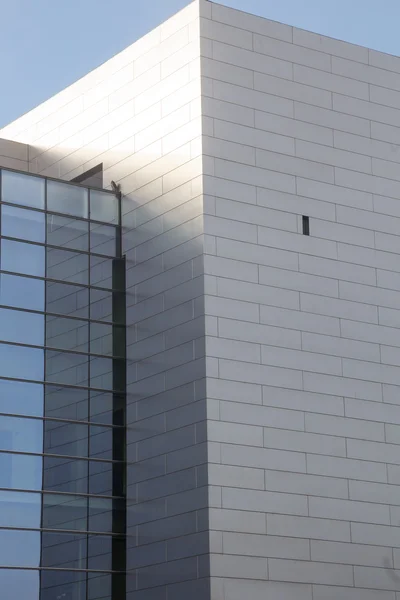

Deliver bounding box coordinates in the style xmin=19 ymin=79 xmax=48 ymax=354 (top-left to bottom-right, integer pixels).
xmin=111 ymin=190 xmax=126 ymax=598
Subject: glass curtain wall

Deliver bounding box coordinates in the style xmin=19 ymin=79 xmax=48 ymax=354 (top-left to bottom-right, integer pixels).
xmin=0 ymin=169 xmax=126 ymax=600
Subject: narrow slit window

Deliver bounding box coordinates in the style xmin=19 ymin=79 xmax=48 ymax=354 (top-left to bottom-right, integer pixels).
xmin=302 ymin=215 xmax=310 ymax=236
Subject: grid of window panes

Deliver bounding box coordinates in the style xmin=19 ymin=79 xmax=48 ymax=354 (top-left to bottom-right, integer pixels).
xmin=0 ymin=169 xmax=126 ymax=600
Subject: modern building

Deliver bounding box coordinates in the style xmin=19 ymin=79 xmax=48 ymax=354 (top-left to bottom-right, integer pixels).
xmin=1 ymin=0 xmax=400 ymax=598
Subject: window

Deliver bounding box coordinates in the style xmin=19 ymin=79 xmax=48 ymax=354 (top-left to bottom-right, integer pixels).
xmin=2 ymin=205 xmax=45 ymax=243
xmin=302 ymin=215 xmax=310 ymax=236
xmin=1 ymin=239 xmax=45 ymax=277
xmin=47 ymin=180 xmax=88 ymax=218
xmin=0 ymin=273 xmax=44 ymax=311
xmin=0 ymin=308 xmax=44 ymax=345
xmin=1 ymin=170 xmax=45 ymax=209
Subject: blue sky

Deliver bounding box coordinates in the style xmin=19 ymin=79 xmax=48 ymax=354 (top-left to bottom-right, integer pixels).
xmin=0 ymin=0 xmax=398 ymax=128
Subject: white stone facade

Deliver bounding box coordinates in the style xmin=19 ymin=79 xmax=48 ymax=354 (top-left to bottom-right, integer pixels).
xmin=2 ymin=1 xmax=400 ymax=598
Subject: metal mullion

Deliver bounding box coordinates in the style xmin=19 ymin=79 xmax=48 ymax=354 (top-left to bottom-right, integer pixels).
xmin=0 ymin=448 xmax=120 ymax=463
xmin=0 ymin=525 xmax=125 ymax=538
xmin=0 ymin=169 xmax=2 ymax=239
xmin=87 ymin=190 xmax=92 ymax=600
xmin=111 ymin=187 xmax=126 ymax=596
xmin=0 ymin=374 xmax=122 ymax=394
xmin=0 ymin=487 xmax=119 ymax=501
xmin=0 ymin=268 xmax=119 ymax=293
xmin=0 ymin=565 xmax=121 ymax=573
xmin=0 ymin=412 xmax=118 ymax=428
xmin=38 ymin=178 xmax=48 ymax=594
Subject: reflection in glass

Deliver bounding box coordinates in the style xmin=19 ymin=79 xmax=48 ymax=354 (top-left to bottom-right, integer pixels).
xmin=47 ymin=180 xmax=88 ymax=218
xmin=0 ymin=272 xmax=45 ymax=311
xmin=1 ymin=239 xmax=45 ymax=277
xmin=0 ymin=490 xmax=41 ymax=528
xmin=46 ymin=246 xmax=88 ymax=285
xmin=0 ymin=170 xmax=125 ymax=586
xmin=0 ymin=452 xmax=42 ymax=490
xmin=41 ymin=531 xmax=87 ymax=569
xmin=90 ymin=391 xmax=114 ymax=424
xmin=0 ymin=415 xmax=43 ymax=453
xmin=88 ymin=535 xmax=113 ymax=571
xmin=90 ymin=255 xmax=113 ymax=289
xmin=42 ymin=493 xmax=88 ymax=531
xmin=88 ymin=572 xmax=112 ymax=600
xmin=90 ymin=189 xmax=118 ymax=223
xmin=1 ymin=169 xmax=45 ymax=209
xmin=46 ymin=281 xmax=89 ymax=318
xmin=46 ymin=315 xmax=88 ymax=352
xmin=43 ymin=456 xmax=88 ymax=495
xmin=89 ymin=497 xmax=122 ymax=533
xmin=90 ymin=288 xmax=113 ymax=322
xmin=89 ymin=425 xmax=113 ymax=460
xmin=0 ymin=343 xmax=44 ymax=381
xmin=0 ymin=568 xmax=39 ymax=599
xmin=47 ymin=213 xmax=88 ymax=251
xmin=88 ymin=459 xmax=113 ymax=496
xmin=90 ymin=356 xmax=113 ymax=390
xmin=90 ymin=322 xmax=113 ymax=356
xmin=45 ymin=349 xmax=88 ymax=386
xmin=44 ymin=385 xmax=87 ymax=421
xmin=44 ymin=420 xmax=89 ymax=457
xmin=0 ymin=307 xmax=44 ymax=346
xmin=0 ymin=379 xmax=43 ymax=417
xmin=1 ymin=204 xmax=45 ymax=243
xmin=90 ymin=222 xmax=116 ymax=256
xmin=40 ymin=569 xmax=86 ymax=600
xmin=0 ymin=529 xmax=40 ymax=567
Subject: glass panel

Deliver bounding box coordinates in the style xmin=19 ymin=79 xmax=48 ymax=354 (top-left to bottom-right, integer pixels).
xmin=0 ymin=529 xmax=40 ymax=567
xmin=90 ymin=391 xmax=114 ymax=425
xmin=90 ymin=255 xmax=113 ymax=289
xmin=0 ymin=272 xmax=44 ymax=311
xmin=0 ymin=452 xmax=42 ymax=490
xmin=0 ymin=415 xmax=43 ymax=453
xmin=47 ymin=213 xmax=88 ymax=251
xmin=2 ymin=204 xmax=45 ymax=242
xmin=42 ymin=493 xmax=88 ymax=531
xmin=44 ymin=420 xmax=89 ymax=457
xmin=1 ymin=239 xmax=45 ymax=276
xmin=47 ymin=180 xmax=88 ymax=218
xmin=40 ymin=569 xmax=86 ymax=600
xmin=0 ymin=307 xmax=44 ymax=345
xmin=45 ymin=350 xmax=88 ymax=387
xmin=43 ymin=456 xmax=88 ymax=494
xmin=90 ymin=189 xmax=118 ymax=223
xmin=88 ymin=572 xmax=112 ymax=600
xmin=0 ymin=569 xmax=39 ymax=599
xmin=46 ymin=281 xmax=89 ymax=318
xmin=90 ymin=356 xmax=113 ymax=390
xmin=90 ymin=322 xmax=113 ymax=356
xmin=90 ymin=288 xmax=112 ymax=322
xmin=88 ymin=535 xmax=113 ymax=571
xmin=89 ymin=425 xmax=113 ymax=460
xmin=0 ymin=343 xmax=43 ymax=381
xmin=88 ymin=459 xmax=113 ymax=496
xmin=42 ymin=457 xmax=114 ymax=496
xmin=0 ymin=379 xmax=43 ymax=417
xmin=90 ymin=222 xmax=116 ymax=256
xmin=41 ymin=531 xmax=87 ymax=569
xmin=46 ymin=315 xmax=88 ymax=352
xmin=89 ymin=496 xmax=116 ymax=533
xmin=0 ymin=490 xmax=41 ymax=527
xmin=46 ymin=246 xmax=88 ymax=285
xmin=44 ymin=385 xmax=87 ymax=421
xmin=1 ymin=169 xmax=45 ymax=209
